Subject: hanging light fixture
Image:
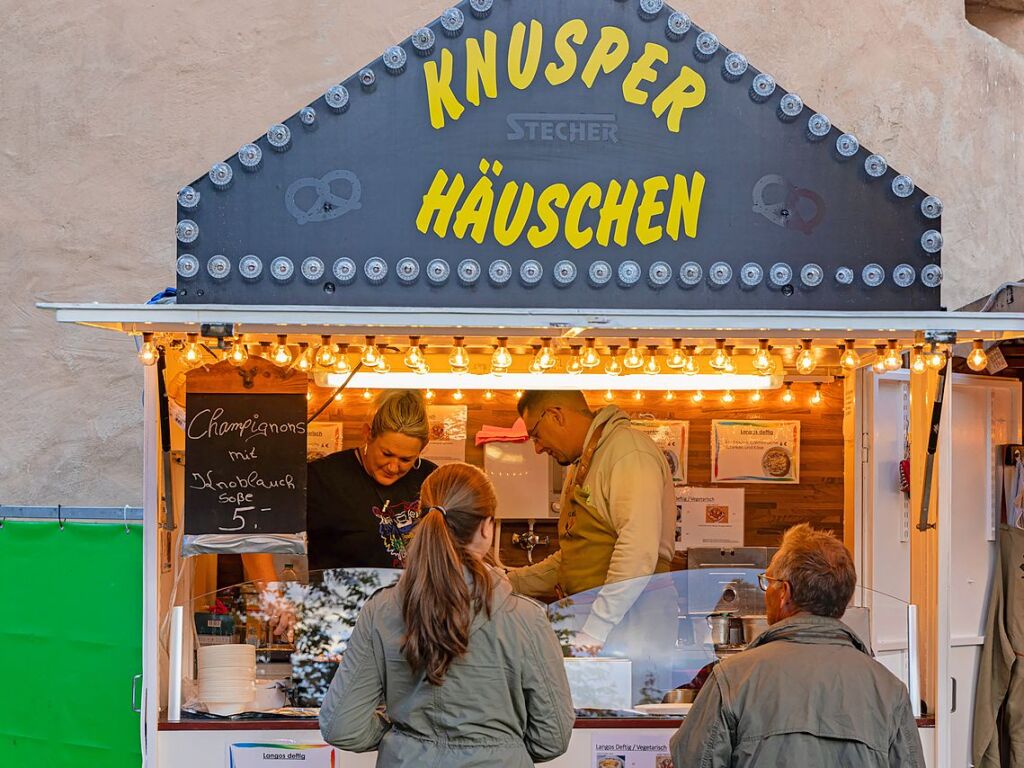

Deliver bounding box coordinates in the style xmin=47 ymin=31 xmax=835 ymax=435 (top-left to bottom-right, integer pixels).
xmin=483 ymin=389 xmax=495 ymax=401
xmin=448 ymin=336 xmax=470 ymax=372
xmin=751 ymin=389 xmax=763 ymax=403
xmin=666 ymin=339 xmax=686 ymax=370
xmin=883 ymin=340 xmax=902 ymax=371
xmin=180 ymin=332 xmax=204 ymax=368
xmin=709 ymin=339 xmax=730 ymax=370
xmin=425 ymin=388 xmax=436 ymax=401
xmin=682 ymin=346 xmax=699 ymax=375
xmin=752 ymin=339 xmax=772 ymax=372
xmin=605 ymin=345 xmax=623 ymax=375
xmin=535 ymin=337 xmax=557 ymax=371
xmin=403 ymin=336 xmax=425 ymax=370
xmin=415 ymin=345 xmax=430 ymax=374
xmin=306 ymin=390 xmax=312 ymax=401
xmin=334 ymin=343 xmax=352 ymax=374
xmin=362 ymin=388 xmax=373 ymax=400
xmin=664 ymin=391 xmax=676 ymax=402
xmin=643 ymin=345 xmax=662 ymax=375
xmin=452 ymin=389 xmax=464 ymax=401
xmin=137 ymin=333 xmax=159 ymax=366
xmin=839 ymin=340 xmax=860 ymax=370
xmin=361 ymin=336 xmax=381 ymax=367
xmin=632 ymin=390 xmax=644 ymax=402
xmin=514 ymin=389 xmax=523 ymax=400
xmin=566 ymin=346 xmax=583 ymax=375
xmin=334 ymin=392 xmax=343 ymax=401
xmin=623 ymin=338 xmax=645 ymax=370
xmin=722 ymin=345 xmax=737 ymax=373
xmin=781 ymin=382 xmax=795 ymax=403
xmin=810 ymin=382 xmax=823 ymax=405
xmin=491 ymin=337 xmax=513 ymax=371
xmin=271 ymin=335 xmax=293 ymax=367
xmin=580 ymin=337 xmax=601 ymax=369
xmin=910 ymin=345 xmax=927 ymax=374
xmin=374 ymin=344 xmax=391 ymax=373
xmin=926 ymin=342 xmax=946 ymax=370
xmin=227 ymin=337 xmax=249 ymax=367
xmin=295 ymin=342 xmax=313 ymax=372
xmin=315 ymin=335 xmax=337 ymax=368
xmin=795 ymin=339 xmax=816 ymax=375
xmin=967 ymin=340 xmax=989 ymax=372
xmin=871 ymin=344 xmax=888 ymax=374
xmin=721 ymin=389 xmax=736 ymax=404
xmin=691 ymin=390 xmax=705 ymax=403
xmin=529 ymin=345 xmax=546 ymax=374
xmin=604 ymin=389 xmax=615 ymax=402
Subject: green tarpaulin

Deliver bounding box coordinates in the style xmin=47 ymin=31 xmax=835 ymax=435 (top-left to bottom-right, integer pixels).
xmin=0 ymin=520 xmax=142 ymax=766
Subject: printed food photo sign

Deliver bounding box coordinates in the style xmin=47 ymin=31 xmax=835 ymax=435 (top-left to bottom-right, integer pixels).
xmin=175 ymin=0 xmax=942 ymax=312
xmin=711 ymin=419 xmax=800 ymax=483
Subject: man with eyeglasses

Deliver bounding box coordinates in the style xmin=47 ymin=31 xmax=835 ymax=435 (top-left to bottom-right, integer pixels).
xmin=671 ymin=523 xmax=925 ymax=767
xmin=505 ymin=390 xmax=676 ymax=700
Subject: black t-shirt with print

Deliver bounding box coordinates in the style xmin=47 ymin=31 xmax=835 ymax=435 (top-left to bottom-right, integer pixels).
xmin=306 ymin=448 xmax=437 ymax=571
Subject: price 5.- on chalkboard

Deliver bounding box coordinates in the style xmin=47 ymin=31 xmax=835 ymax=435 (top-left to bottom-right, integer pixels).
xmin=182 ymin=360 xmax=308 ymax=556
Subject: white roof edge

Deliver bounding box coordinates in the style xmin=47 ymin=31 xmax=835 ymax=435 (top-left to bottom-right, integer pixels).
xmin=37 ymin=302 xmax=1024 ymax=336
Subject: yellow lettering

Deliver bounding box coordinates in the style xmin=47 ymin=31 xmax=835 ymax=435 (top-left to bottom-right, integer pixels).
xmin=596 ymin=180 xmax=639 ymax=247
xmin=423 ymin=49 xmax=465 ymax=129
xmin=508 ymin=20 xmax=544 ymax=90
xmin=545 ymin=19 xmax=588 ymax=86
xmin=527 ymin=183 xmax=570 ymax=248
xmin=493 ymin=181 xmax=535 ymax=246
xmin=416 ymin=170 xmax=466 ymax=237
xmin=621 ymin=42 xmax=668 ymax=105
xmin=666 ymin=171 xmax=706 ymax=240
xmin=453 ymin=161 xmax=495 ymax=244
xmin=651 ymin=66 xmax=706 ymax=133
xmin=465 ymin=31 xmax=498 ymax=107
xmin=635 ymin=175 xmax=669 ymax=245
xmin=580 ymin=26 xmax=630 ymax=87
xmin=565 ymin=182 xmax=602 ymax=249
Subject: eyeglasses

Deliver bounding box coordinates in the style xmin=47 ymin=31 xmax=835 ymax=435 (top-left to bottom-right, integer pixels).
xmin=525 ymin=408 xmax=552 ymax=442
xmin=757 ymin=572 xmax=785 ymax=591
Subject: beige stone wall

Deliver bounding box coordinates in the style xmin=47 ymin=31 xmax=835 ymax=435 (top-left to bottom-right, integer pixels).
xmin=2 ymin=0 xmax=1023 ymax=505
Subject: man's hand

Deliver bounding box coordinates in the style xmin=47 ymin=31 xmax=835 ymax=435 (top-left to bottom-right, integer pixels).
xmin=570 ymin=630 xmax=604 ymax=657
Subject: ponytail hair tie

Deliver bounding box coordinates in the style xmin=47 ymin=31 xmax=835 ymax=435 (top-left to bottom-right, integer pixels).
xmin=431 ymin=505 xmax=448 ymax=518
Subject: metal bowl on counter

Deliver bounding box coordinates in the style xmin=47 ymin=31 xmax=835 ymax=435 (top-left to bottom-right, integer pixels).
xmin=661 ymin=687 xmax=698 ymax=704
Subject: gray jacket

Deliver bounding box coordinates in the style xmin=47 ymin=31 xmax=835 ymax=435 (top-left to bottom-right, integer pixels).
xmin=670 ymin=614 xmax=925 ymax=768
xmin=319 ymin=568 xmax=575 ymax=767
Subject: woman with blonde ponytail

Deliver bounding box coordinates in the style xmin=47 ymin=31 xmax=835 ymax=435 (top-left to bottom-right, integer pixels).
xmin=320 ymin=463 xmax=574 ymax=767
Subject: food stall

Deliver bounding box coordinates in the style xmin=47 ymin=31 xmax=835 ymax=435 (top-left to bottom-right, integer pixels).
xmin=42 ymin=0 xmax=1024 ymax=765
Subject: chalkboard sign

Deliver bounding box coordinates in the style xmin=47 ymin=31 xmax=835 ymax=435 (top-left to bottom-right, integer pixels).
xmin=183 ymin=392 xmax=307 ymax=555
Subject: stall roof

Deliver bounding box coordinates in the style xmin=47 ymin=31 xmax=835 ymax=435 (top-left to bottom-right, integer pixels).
xmin=39 ymin=302 xmax=1024 ymax=340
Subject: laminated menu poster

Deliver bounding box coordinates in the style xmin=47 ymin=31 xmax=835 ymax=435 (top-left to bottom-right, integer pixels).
xmin=592 ymin=732 xmax=675 ymax=768
xmin=419 ymin=405 xmax=468 ymax=465
xmin=675 ymin=487 xmax=745 ymax=550
xmin=306 ymin=421 xmax=343 ymax=461
xmin=631 ymin=419 xmax=689 ymax=484
xmin=229 ymin=743 xmax=335 ymax=766
xmin=711 ymin=419 xmax=800 ymax=483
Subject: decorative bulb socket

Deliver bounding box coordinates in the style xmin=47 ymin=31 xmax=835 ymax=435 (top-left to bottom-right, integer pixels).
xmin=750 ymin=73 xmax=776 ymax=102
xmin=835 ymin=133 xmax=859 ymax=158
xmin=207 ymin=255 xmax=231 ymax=280
xmin=892 ymin=174 xmax=915 ymax=198
xmin=176 ymin=219 xmax=199 ymax=244
xmin=807 ymin=113 xmax=831 ymax=140
xmin=665 ymin=11 xmax=691 ymax=40
xmin=777 ymin=93 xmax=803 ymax=121
xmin=457 ymin=258 xmax=482 ymax=286
xmin=176 ymin=254 xmax=200 ymax=278
xmin=553 ymin=259 xmax=578 ymax=287
xmin=708 ymin=261 xmax=733 ymax=287
xmin=648 ymin=261 xmax=673 ymax=288
xmin=299 ymin=107 xmax=316 ymax=127
xmin=301 ymin=257 xmax=325 ymax=282
xmin=396 ymin=257 xmax=420 ymax=285
xmin=678 ymin=261 xmax=702 ymax=287
xmin=639 ymin=0 xmax=664 ymax=22
xmin=440 ymin=7 xmax=465 ymax=37
xmin=270 ymin=256 xmax=295 ymax=282
xmin=238 ymin=143 xmax=262 ymax=169
xmin=383 ymin=46 xmax=407 ymax=75
xmin=177 ymin=186 xmax=200 ymax=209
xmin=426 ymin=258 xmax=451 ymax=286
xmin=694 ymin=31 xmax=720 ymax=60
xmin=209 ymin=162 xmax=233 ymax=188
xmin=588 ymin=260 xmax=613 ymax=287
xmin=520 ymin=259 xmax=543 ymax=287
xmin=266 ymin=124 xmax=291 ymax=150
xmin=864 ymin=154 xmax=888 ymax=178
xmin=363 ymin=257 xmax=388 ymax=285
xmin=921 ymin=195 xmax=943 ymax=219
xmin=487 ymin=259 xmax=512 ymax=287
xmin=616 ymin=260 xmax=642 ymax=288
xmin=239 ymin=254 xmax=263 ymax=280
xmin=723 ymin=52 xmax=748 ymax=81
xmin=469 ymin=0 xmax=493 ymax=18
xmin=325 ymin=84 xmax=350 ymax=112
xmin=358 ymin=68 xmax=376 ymax=91
xmin=411 ymin=27 xmax=436 ymax=56
xmin=332 ymin=257 xmax=357 ymax=285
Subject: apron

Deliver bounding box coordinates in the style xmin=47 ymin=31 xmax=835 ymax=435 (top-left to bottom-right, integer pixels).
xmin=972 ymin=525 xmax=1024 ymax=767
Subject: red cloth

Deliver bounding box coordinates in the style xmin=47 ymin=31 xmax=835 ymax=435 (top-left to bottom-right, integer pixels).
xmin=474 ymin=418 xmax=529 ymax=447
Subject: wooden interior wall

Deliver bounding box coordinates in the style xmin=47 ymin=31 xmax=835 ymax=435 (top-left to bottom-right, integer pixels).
xmin=311 ymin=381 xmax=844 ymax=565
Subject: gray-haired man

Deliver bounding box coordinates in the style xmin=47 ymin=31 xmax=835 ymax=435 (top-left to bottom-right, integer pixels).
xmin=671 ymin=523 xmax=925 ymax=767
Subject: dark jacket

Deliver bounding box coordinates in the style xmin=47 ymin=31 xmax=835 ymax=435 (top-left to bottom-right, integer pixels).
xmin=319 ymin=567 xmax=575 ymax=767
xmin=670 ymin=613 xmax=925 ymax=767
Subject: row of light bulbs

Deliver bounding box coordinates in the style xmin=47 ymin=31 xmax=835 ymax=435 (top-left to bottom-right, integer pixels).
xmin=315 ymin=381 xmax=829 ymax=406
xmin=137 ymin=334 xmax=967 ymax=374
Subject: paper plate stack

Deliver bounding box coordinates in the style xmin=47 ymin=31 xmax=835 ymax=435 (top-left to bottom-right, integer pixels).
xmin=198 ymin=644 xmax=256 ymax=716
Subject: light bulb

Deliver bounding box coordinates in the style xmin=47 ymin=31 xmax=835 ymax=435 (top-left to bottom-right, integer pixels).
xmin=404 ymin=336 xmax=424 ymax=369
xmin=484 ymin=389 xmax=494 ymax=401
xmin=180 ymin=333 xmax=203 ymax=367
xmin=751 ymin=390 xmax=763 ymax=403
xmin=514 ymin=390 xmax=523 ymax=401
xmin=537 ymin=338 xmax=557 ymax=370
xmin=374 ymin=350 xmax=391 ymax=374
xmin=334 ymin=346 xmax=352 ymax=375
xmin=883 ymin=341 xmax=902 ymax=371
xmin=666 ymin=339 xmax=686 ymax=370
xmin=258 ymin=342 xmax=271 ymax=360
xmin=782 ymin=384 xmax=795 ymax=404
xmin=926 ymin=344 xmax=946 ymax=370
xmin=453 ymin=389 xmax=464 ymax=402
xmin=691 ymin=390 xmax=704 ymax=403
xmin=643 ymin=347 xmax=662 ymax=375
xmin=722 ymin=390 xmax=735 ymax=404
xmin=315 ymin=336 xmax=336 ymax=368
xmin=361 ymin=336 xmax=381 ymax=367
xmin=623 ymin=339 xmax=645 ymax=370
xmin=665 ymin=391 xmax=676 ymax=402
xmin=682 ymin=348 xmax=699 ymax=375
xmin=810 ymin=384 xmax=823 ymax=406
xmin=580 ymin=338 xmax=601 ymax=368
xmin=722 ymin=346 xmax=737 ymax=373
xmin=633 ymin=390 xmax=643 ymax=402
xmin=227 ymin=339 xmax=249 ymax=367
xmin=362 ymin=389 xmax=373 ymax=400
xmin=137 ymin=333 xmax=158 ymax=366
xmin=425 ymin=389 xmax=436 ymax=401
xmin=566 ymin=352 xmax=583 ymax=375
xmin=449 ymin=337 xmax=469 ymax=371
xmin=334 ymin=392 xmax=343 ymax=401
xmin=295 ymin=344 xmax=313 ymax=372
xmin=872 ymin=345 xmax=888 ymax=374
xmin=491 ymin=338 xmax=513 ymax=370
xmin=306 ymin=390 xmax=312 ymax=401
xmin=967 ymin=341 xmax=989 ymax=372
xmin=911 ymin=346 xmax=927 ymax=374
xmin=605 ymin=347 xmax=622 ymax=376
xmin=272 ymin=335 xmax=293 ymax=367
xmin=604 ymin=389 xmax=615 ymax=402
xmin=709 ymin=340 xmax=729 ymax=370
xmin=795 ymin=340 xmax=816 ymax=375
xmin=839 ymin=341 xmax=860 ymax=370
xmin=752 ymin=340 xmax=772 ymax=372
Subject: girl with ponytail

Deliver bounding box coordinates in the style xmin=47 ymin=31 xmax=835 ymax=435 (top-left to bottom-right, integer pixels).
xmin=320 ymin=463 xmax=574 ymax=768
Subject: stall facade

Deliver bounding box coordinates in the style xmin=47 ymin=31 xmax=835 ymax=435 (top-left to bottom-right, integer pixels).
xmin=44 ymin=0 xmax=1024 ymax=766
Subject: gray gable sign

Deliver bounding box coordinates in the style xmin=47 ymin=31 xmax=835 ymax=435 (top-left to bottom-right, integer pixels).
xmin=175 ymin=0 xmax=943 ymax=311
